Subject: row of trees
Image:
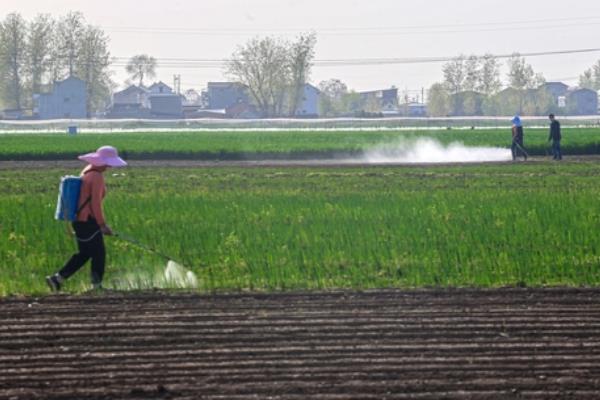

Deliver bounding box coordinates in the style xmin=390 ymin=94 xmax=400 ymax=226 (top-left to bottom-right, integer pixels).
xmin=0 ymin=12 xmax=112 ymax=115
xmin=3 ymin=10 xmax=598 ymax=119
xmin=427 ymin=53 xmax=550 ymax=116
xmin=579 ymin=60 xmax=600 ymax=91
xmin=226 ymin=33 xmax=316 ymax=117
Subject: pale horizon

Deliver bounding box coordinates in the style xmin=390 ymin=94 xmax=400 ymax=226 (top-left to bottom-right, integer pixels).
xmin=3 ymin=0 xmax=600 ymax=96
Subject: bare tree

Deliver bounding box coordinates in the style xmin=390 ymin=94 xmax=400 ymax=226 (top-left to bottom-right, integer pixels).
xmin=226 ymin=36 xmax=291 ymax=117
xmin=507 ymin=53 xmax=543 ymax=90
xmin=287 ymin=32 xmax=316 ymax=116
xmin=507 ymin=54 xmax=545 ymax=114
xmin=126 ymin=54 xmax=157 ymax=87
xmin=478 ymin=54 xmax=501 ymax=96
xmin=463 ymin=55 xmax=481 ymax=92
xmin=26 ymin=14 xmax=54 ymax=95
xmin=77 ymin=25 xmax=112 ymax=116
xmin=0 ymin=13 xmax=28 ymax=110
xmin=442 ymin=55 xmax=466 ymax=95
xmin=442 ymin=55 xmax=466 ymax=115
xmin=427 ymin=83 xmax=450 ymax=117
xmin=594 ymin=60 xmax=600 ymax=88
xmin=579 ymin=60 xmax=600 ymax=90
xmin=579 ymin=69 xmax=595 ymax=90
xmin=319 ymin=78 xmax=347 ymax=101
xmin=318 ymin=78 xmax=348 ymax=116
xmin=55 ymin=12 xmax=85 ymax=78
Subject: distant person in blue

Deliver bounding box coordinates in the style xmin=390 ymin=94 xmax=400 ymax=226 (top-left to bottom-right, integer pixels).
xmin=511 ymin=116 xmax=527 ymax=161
xmin=548 ymin=114 xmax=562 ymax=160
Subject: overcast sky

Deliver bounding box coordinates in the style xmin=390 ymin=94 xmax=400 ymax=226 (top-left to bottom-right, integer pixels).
xmin=3 ymin=0 xmax=600 ymax=97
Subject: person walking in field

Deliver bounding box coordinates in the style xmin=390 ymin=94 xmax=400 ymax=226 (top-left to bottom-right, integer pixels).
xmin=548 ymin=114 xmax=562 ymax=160
xmin=511 ymin=115 xmax=528 ymax=161
xmin=46 ymin=146 xmax=127 ymax=291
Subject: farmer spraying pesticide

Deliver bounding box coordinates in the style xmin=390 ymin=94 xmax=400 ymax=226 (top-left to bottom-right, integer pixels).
xmin=511 ymin=116 xmax=528 ymax=161
xmin=47 ymin=146 xmax=127 ymax=291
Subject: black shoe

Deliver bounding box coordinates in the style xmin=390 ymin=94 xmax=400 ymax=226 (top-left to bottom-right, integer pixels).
xmin=46 ymin=275 xmax=61 ymax=292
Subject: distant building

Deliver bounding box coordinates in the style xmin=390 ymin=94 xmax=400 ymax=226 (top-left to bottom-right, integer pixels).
xmin=148 ymin=81 xmax=173 ymax=95
xmin=535 ymin=83 xmax=597 ymax=115
xmin=149 ymin=94 xmax=183 ymax=118
xmin=537 ymin=82 xmax=568 ymax=112
xmin=1 ymin=109 xmax=25 ymax=120
xmin=107 ymin=82 xmax=187 ymax=118
xmin=567 ymin=88 xmax=598 ymax=115
xmin=112 ymin=85 xmax=150 ymax=106
xmin=107 ymin=85 xmax=151 ymax=118
xmin=205 ymin=82 xmax=249 ymax=109
xmin=181 ymin=89 xmax=204 ymax=118
xmin=540 ymin=82 xmax=569 ymax=99
xmin=226 ymin=102 xmax=260 ymax=119
xmin=183 ymin=89 xmax=202 ymax=106
xmin=358 ymin=88 xmax=399 ymax=112
xmin=295 ymin=84 xmax=320 ymax=117
xmin=33 ymin=76 xmax=87 ymax=119
xmin=405 ymin=102 xmax=428 ymax=117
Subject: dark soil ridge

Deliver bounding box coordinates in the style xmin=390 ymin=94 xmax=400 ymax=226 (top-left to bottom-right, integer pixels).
xmin=0 ymin=149 xmax=364 ymax=162
xmin=1 ymin=288 xmax=600 ymax=399
xmin=1 ymin=143 xmax=600 ymax=162
xmin=2 ymin=155 xmax=600 ymax=170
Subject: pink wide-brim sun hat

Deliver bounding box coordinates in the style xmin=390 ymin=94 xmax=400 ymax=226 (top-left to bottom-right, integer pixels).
xmin=78 ymin=145 xmax=127 ymax=167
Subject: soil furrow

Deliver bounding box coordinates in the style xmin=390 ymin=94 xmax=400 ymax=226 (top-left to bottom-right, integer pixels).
xmin=2 ymin=288 xmax=600 ymax=399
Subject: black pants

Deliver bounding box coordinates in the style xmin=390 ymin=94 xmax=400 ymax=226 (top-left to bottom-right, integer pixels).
xmin=511 ymin=137 xmax=526 ymax=160
xmin=59 ymin=219 xmax=105 ymax=284
xmin=552 ymin=140 xmax=562 ymax=160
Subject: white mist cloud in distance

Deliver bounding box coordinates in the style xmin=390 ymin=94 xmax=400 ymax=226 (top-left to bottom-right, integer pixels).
xmin=363 ymin=138 xmax=512 ymax=164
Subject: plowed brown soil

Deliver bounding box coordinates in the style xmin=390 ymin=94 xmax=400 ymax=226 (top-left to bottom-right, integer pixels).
xmin=1 ymin=288 xmax=600 ymax=399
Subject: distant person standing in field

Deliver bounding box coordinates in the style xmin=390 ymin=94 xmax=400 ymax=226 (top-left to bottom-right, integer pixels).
xmin=548 ymin=114 xmax=562 ymax=160
xmin=511 ymin=116 xmax=528 ymax=161
xmin=46 ymin=146 xmax=127 ymax=292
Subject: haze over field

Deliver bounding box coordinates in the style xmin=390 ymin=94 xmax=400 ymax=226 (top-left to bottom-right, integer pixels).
xmin=363 ymin=138 xmax=512 ymax=164
xmin=3 ymin=0 xmax=600 ymax=93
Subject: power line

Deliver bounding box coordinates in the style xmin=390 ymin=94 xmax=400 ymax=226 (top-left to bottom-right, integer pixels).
xmin=9 ymin=46 xmax=600 ymax=70
xmin=109 ymin=47 xmax=600 ymax=68
xmin=103 ymin=15 xmax=600 ymax=36
xmin=10 ymin=47 xmax=600 ymax=70
xmin=105 ymin=22 xmax=600 ymax=37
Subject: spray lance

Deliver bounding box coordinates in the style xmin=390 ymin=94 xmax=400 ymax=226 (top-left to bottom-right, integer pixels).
xmin=113 ymin=232 xmax=198 ymax=287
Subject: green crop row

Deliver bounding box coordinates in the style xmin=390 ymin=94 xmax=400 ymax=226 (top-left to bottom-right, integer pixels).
xmin=1 ymin=128 xmax=600 ymax=160
xmin=1 ymin=161 xmax=600 ymax=295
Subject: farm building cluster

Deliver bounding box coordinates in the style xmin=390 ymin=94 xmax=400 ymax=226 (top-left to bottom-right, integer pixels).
xmin=1 ymin=76 xmax=598 ymax=120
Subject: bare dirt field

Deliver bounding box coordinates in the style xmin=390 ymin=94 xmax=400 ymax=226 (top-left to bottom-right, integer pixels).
xmin=1 ymin=288 xmax=600 ymax=399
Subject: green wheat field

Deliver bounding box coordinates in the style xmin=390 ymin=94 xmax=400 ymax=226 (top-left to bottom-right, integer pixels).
xmin=1 ymin=128 xmax=600 ymax=159
xmin=2 ymin=161 xmax=599 ymax=295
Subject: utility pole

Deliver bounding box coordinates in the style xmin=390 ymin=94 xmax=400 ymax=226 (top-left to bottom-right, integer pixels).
xmin=173 ymin=75 xmax=181 ymax=95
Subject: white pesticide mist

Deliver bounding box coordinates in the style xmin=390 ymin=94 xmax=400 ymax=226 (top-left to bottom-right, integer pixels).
xmin=164 ymin=260 xmax=199 ymax=288
xmin=362 ymin=138 xmax=512 ymax=164
xmin=110 ymin=261 xmax=199 ymax=291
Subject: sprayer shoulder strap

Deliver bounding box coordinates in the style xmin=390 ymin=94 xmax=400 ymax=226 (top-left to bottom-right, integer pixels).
xmin=75 ymin=197 xmax=91 ymax=217
xmin=75 ymin=169 xmax=100 ymax=217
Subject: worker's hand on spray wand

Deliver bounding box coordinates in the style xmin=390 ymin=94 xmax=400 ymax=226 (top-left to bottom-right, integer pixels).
xmin=100 ymin=224 xmax=114 ymax=236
